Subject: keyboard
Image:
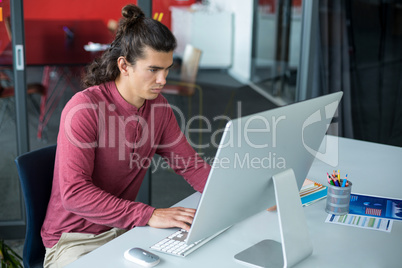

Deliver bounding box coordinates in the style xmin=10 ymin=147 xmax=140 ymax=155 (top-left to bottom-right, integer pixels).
xmin=150 ymin=228 xmax=228 ymax=257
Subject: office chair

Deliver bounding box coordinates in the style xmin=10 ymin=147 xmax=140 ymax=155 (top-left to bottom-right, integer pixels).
xmin=0 ymin=78 xmax=46 ymax=130
xmin=0 ymin=16 xmax=46 ymax=131
xmin=163 ymin=44 xmax=202 ymax=97
xmin=14 ymin=144 xmax=152 ymax=267
xmin=1 ymin=16 xmax=49 ymax=139
xmin=15 ymin=145 xmax=57 ymax=268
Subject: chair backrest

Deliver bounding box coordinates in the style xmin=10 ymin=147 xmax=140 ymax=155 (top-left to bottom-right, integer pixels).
xmin=180 ymin=44 xmax=202 ymax=84
xmin=15 ymin=145 xmax=57 ymax=268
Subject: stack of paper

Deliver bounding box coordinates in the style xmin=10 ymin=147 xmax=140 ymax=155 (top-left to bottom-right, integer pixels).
xmin=300 ymin=179 xmax=327 ymax=207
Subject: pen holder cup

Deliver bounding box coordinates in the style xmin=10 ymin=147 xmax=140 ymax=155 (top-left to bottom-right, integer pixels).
xmin=325 ymin=180 xmax=352 ymax=215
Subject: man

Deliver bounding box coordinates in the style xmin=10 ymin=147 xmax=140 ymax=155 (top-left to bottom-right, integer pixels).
xmin=42 ymin=4 xmax=210 ymax=267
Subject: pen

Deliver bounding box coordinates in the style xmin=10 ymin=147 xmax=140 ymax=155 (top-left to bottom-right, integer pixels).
xmin=337 ymin=170 xmax=340 ymax=182
xmin=327 ymin=173 xmax=336 ymax=186
xmin=333 ymin=179 xmax=340 ymax=187
xmin=341 ymin=178 xmax=347 ymax=187
xmin=327 ymin=176 xmax=335 ymax=186
xmin=342 ymin=174 xmax=348 ymax=186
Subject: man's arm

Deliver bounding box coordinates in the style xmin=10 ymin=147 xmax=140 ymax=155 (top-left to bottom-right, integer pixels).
xmin=155 ymin=105 xmax=211 ymax=193
xmin=58 ymin=93 xmax=154 ymax=229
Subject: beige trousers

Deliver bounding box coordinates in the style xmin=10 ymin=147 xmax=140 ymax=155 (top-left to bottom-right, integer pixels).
xmin=44 ymin=228 xmax=127 ymax=268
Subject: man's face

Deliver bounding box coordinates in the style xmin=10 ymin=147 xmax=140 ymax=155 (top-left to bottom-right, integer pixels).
xmin=126 ymin=46 xmax=174 ymax=107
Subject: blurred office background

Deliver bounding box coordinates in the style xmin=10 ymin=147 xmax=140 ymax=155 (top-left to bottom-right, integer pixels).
xmin=0 ymin=0 xmax=401 ymax=244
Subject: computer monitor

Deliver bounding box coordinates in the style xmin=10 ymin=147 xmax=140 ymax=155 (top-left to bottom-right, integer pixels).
xmin=185 ymin=92 xmax=343 ymax=267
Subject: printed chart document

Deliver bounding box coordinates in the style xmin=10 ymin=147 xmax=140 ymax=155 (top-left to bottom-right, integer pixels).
xmin=349 ymin=193 xmax=402 ymax=220
xmin=325 ymin=193 xmax=402 ymax=232
xmin=325 ymin=214 xmax=393 ymax=232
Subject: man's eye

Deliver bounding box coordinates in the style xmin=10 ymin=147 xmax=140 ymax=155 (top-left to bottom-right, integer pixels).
xmin=150 ymin=69 xmax=156 ymax=73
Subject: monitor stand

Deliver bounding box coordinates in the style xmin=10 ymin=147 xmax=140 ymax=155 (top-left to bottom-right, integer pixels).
xmin=234 ymin=169 xmax=313 ymax=267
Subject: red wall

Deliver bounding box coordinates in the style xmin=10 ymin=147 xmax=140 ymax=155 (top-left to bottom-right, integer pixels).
xmin=23 ymin=0 xmax=198 ymax=28
xmin=23 ymin=0 xmax=137 ymax=26
xmin=0 ymin=0 xmax=199 ymax=54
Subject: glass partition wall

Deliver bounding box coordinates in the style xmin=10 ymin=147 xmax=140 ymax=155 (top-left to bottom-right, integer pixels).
xmin=251 ymin=0 xmax=303 ymax=105
xmin=0 ymin=0 xmax=28 ymax=239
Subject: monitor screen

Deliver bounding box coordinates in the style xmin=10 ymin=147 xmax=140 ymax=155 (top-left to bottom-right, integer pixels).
xmin=186 ymin=92 xmax=343 ymax=251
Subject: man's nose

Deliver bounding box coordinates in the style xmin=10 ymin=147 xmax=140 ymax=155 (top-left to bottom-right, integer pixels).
xmin=156 ymin=72 xmax=167 ymax=86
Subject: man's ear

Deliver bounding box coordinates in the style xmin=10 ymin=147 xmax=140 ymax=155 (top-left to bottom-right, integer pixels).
xmin=117 ymin=57 xmax=130 ymax=75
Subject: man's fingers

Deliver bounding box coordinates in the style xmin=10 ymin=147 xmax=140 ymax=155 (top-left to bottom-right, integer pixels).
xmin=170 ymin=208 xmax=195 ymax=231
xmin=174 ymin=220 xmax=192 ymax=232
xmin=175 ymin=207 xmax=196 ymax=215
xmin=147 ymin=207 xmax=197 ymax=231
xmin=174 ymin=214 xmax=194 ymax=225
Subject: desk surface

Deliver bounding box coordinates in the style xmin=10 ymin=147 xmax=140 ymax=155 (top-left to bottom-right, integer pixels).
xmin=67 ymin=136 xmax=402 ymax=268
xmin=0 ymin=19 xmax=113 ymax=66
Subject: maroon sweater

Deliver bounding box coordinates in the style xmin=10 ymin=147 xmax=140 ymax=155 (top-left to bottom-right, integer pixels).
xmin=41 ymin=81 xmax=210 ymax=248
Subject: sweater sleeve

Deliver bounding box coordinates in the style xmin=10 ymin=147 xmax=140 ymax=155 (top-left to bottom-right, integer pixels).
xmin=57 ymin=94 xmax=154 ymax=229
xmin=156 ymin=105 xmax=211 ymax=193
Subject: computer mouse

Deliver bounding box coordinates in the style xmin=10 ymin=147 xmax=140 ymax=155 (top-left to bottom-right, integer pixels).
xmin=124 ymin=247 xmax=160 ymax=267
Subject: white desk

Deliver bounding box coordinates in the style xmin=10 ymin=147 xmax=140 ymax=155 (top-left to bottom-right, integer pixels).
xmin=67 ymin=136 xmax=402 ymax=267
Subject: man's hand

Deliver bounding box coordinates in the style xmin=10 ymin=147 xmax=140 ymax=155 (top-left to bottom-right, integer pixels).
xmin=147 ymin=207 xmax=196 ymax=231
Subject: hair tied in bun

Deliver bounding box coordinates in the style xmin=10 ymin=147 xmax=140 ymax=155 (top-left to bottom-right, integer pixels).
xmin=122 ymin=4 xmax=145 ymax=21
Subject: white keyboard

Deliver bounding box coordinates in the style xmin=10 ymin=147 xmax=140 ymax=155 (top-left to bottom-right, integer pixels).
xmin=150 ymin=228 xmax=228 ymax=257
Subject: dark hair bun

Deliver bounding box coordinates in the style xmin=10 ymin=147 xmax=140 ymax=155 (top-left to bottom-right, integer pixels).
xmin=122 ymin=4 xmax=145 ymax=21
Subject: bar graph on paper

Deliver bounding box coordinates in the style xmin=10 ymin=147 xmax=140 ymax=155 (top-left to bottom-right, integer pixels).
xmin=325 ymin=214 xmax=393 ymax=232
xmin=348 ymin=193 xmax=402 ymax=221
